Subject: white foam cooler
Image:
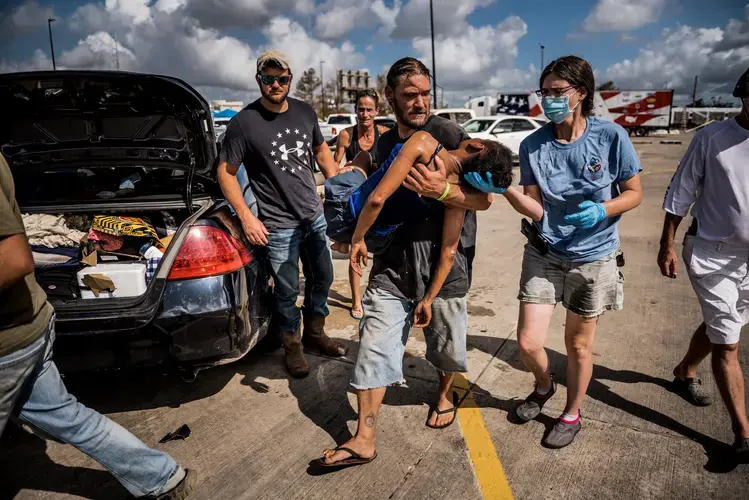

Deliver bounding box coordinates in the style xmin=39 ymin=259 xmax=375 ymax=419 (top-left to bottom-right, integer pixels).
xmin=77 ymin=262 xmax=147 ymax=299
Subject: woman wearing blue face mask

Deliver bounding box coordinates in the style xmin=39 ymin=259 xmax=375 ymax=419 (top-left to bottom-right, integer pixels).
xmin=501 ymin=55 xmax=643 ymax=449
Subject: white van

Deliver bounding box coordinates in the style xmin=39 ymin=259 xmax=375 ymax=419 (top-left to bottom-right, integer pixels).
xmin=431 ymin=108 xmax=476 ymax=124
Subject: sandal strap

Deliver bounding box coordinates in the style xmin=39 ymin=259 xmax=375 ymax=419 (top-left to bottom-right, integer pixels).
xmin=334 ymin=446 xmax=360 ymax=459
xmin=433 ymin=406 xmax=457 ymax=415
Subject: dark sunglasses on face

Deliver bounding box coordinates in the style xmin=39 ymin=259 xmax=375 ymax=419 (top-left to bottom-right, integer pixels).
xmin=259 ymin=75 xmax=291 ymax=86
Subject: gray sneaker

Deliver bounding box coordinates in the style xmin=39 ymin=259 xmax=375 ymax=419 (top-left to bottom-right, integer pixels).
xmin=153 ymin=469 xmax=197 ymax=500
xmin=543 ymin=416 xmax=582 ymax=449
xmin=516 ymin=377 xmax=557 ymax=422
xmin=673 ymin=377 xmax=712 ymax=406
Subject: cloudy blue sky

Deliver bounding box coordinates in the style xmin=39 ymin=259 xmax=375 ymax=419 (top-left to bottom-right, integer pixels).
xmin=1 ymin=0 xmax=747 ymax=106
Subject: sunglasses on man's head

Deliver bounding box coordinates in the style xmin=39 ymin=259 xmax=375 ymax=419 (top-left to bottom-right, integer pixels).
xmin=259 ymin=75 xmax=291 ymax=86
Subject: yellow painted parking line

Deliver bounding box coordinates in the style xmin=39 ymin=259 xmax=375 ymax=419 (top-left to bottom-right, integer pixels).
xmin=453 ymin=373 xmax=514 ymax=500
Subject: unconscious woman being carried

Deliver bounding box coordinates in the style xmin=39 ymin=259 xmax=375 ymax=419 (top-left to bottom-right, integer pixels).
xmin=323 ymin=131 xmax=513 ymax=326
xmin=323 ymin=131 xmax=514 ymax=254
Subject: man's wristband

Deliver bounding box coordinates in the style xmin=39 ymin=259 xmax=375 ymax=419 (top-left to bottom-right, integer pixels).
xmin=436 ymin=182 xmax=451 ymax=202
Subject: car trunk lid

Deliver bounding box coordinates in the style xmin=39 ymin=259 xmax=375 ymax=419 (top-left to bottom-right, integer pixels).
xmin=0 ymin=70 xmax=218 ymax=213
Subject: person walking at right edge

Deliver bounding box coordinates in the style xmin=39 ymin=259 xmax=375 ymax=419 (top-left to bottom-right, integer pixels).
xmin=501 ymin=56 xmax=643 ymax=448
xmin=658 ymin=67 xmax=749 ymax=459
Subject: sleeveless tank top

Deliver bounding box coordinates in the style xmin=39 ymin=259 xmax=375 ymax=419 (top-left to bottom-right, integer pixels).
xmin=344 ymin=125 xmax=381 ymax=162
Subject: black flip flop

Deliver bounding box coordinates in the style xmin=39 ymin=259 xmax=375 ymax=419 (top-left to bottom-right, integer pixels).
xmin=426 ymin=391 xmax=460 ymax=429
xmin=315 ymin=446 xmax=378 ymax=468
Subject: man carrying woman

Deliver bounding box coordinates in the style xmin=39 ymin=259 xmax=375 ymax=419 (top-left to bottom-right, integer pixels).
xmin=333 ymin=91 xmax=391 ymax=319
xmin=501 ymin=55 xmax=643 ymax=448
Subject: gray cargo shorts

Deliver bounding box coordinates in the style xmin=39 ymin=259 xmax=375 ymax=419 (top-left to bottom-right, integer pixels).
xmin=351 ymin=288 xmax=468 ymax=390
xmin=518 ymin=244 xmax=624 ymax=318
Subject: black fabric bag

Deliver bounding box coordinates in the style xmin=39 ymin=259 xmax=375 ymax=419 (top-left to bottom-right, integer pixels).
xmin=35 ymin=269 xmax=80 ymax=301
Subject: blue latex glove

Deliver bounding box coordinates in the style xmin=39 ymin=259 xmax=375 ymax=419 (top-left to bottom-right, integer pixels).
xmin=463 ymin=171 xmax=507 ymax=194
xmin=564 ymin=200 xmax=607 ymax=229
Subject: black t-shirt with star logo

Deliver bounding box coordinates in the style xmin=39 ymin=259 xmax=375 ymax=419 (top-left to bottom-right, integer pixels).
xmin=221 ymin=98 xmax=325 ymax=229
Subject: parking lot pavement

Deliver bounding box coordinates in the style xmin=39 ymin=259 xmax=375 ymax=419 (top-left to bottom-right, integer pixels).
xmin=2 ymin=134 xmax=748 ymax=500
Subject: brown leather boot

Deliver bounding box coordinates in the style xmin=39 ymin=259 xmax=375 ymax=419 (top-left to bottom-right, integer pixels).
xmin=302 ymin=315 xmax=347 ymax=357
xmin=281 ymin=328 xmax=309 ymax=378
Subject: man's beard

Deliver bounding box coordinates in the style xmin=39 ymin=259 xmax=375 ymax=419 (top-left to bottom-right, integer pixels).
xmin=262 ymin=87 xmax=289 ymax=105
xmin=392 ymin=98 xmax=429 ymax=130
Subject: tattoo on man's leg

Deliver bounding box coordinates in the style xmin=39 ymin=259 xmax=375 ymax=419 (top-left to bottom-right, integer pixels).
xmin=365 ymin=412 xmax=376 ymax=428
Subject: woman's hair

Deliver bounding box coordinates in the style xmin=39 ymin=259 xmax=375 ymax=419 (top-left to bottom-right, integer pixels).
xmin=540 ymin=56 xmax=595 ymax=116
xmin=386 ymin=57 xmax=431 ymax=89
xmin=461 ymin=140 xmax=514 ymax=190
xmin=356 ymin=89 xmax=380 ymax=107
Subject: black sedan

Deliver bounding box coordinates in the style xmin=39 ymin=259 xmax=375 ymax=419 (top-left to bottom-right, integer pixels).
xmin=0 ymin=71 xmax=274 ymax=379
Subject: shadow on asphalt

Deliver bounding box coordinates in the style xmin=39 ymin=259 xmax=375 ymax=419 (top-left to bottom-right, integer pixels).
xmin=0 ymin=426 xmax=130 ymax=500
xmin=1 ymin=327 xmax=742 ymax=499
xmin=468 ymin=334 xmax=740 ymax=473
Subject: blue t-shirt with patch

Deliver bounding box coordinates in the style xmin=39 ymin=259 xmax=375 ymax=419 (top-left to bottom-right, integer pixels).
xmin=519 ymin=117 xmax=642 ymax=262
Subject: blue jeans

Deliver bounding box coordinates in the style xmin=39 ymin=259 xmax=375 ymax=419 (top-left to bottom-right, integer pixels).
xmin=266 ymin=214 xmax=334 ymax=333
xmin=0 ymin=317 xmax=182 ymax=498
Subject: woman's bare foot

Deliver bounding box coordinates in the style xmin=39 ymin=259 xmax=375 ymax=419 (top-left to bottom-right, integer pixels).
xmin=427 ymin=392 xmax=458 ymax=427
xmin=350 ymin=301 xmax=364 ymax=320
xmin=322 ymin=435 xmax=376 ymax=464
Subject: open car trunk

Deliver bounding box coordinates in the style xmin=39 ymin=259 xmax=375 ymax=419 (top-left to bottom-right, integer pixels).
xmin=28 ymin=207 xmax=193 ymax=308
xmin=0 ymin=70 xmax=223 ymax=331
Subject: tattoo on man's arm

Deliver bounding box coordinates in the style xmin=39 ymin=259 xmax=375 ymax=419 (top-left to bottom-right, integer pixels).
xmin=364 ymin=412 xmax=376 ymax=428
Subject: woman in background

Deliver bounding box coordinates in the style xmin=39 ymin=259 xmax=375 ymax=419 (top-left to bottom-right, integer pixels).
xmin=333 ymin=91 xmax=390 ymax=320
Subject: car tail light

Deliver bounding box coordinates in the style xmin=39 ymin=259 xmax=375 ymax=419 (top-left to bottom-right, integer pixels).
xmin=167 ymin=225 xmax=252 ymax=281
xmin=332 ymin=127 xmax=337 ymax=135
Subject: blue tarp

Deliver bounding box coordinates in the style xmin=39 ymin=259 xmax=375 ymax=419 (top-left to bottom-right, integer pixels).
xmin=213 ymin=109 xmax=238 ymax=119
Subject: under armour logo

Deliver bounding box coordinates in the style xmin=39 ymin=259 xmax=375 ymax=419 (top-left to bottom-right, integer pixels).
xmin=278 ymin=141 xmax=305 ymax=161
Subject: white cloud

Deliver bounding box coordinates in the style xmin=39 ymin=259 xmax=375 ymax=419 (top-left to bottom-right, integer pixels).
xmin=60 ymin=31 xmax=137 ymax=70
xmin=0 ymin=48 xmax=52 ymax=72
xmin=604 ymin=7 xmax=749 ymax=99
xmin=265 ymin=16 xmax=365 ymax=81
xmin=371 ymin=0 xmax=401 ymax=37
xmin=714 ymin=4 xmax=749 ymax=51
xmin=0 ymin=0 xmax=56 ymax=37
xmin=388 ymin=0 xmax=495 ymax=38
xmin=32 ymin=0 xmax=367 ymax=96
xmin=583 ymin=0 xmax=668 ymax=32
xmin=106 ymin=0 xmax=152 ymax=24
xmin=413 ymin=16 xmax=532 ymax=92
xmin=314 ymin=0 xmax=366 ymax=40
xmin=182 ymin=0 xmax=314 ymax=30
xmin=314 ymin=0 xmax=404 ymax=40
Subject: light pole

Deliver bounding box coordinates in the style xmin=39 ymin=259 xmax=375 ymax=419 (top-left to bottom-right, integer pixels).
xmin=539 ymin=43 xmax=545 ymax=71
xmin=320 ymin=60 xmax=326 ymax=118
xmin=48 ymin=18 xmax=57 ymax=70
xmin=429 ymin=0 xmax=437 ymax=109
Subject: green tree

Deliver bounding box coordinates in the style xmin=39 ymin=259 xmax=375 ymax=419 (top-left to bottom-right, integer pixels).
xmin=294 ymin=68 xmax=321 ymax=106
xmin=597 ymin=81 xmax=619 ymax=91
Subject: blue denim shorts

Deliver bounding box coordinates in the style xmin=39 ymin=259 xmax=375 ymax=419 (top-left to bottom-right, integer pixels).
xmin=351 ymin=288 xmax=468 ymax=390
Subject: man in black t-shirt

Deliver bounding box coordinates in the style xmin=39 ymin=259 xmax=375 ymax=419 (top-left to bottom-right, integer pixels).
xmin=319 ymin=58 xmax=493 ymax=468
xmin=219 ymin=50 xmax=345 ymax=378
